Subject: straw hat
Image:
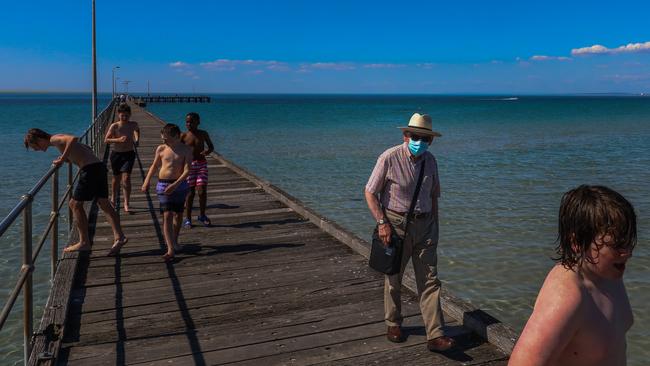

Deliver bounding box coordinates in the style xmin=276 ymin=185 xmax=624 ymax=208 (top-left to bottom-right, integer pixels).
xmin=398 ymin=113 xmax=442 ymax=137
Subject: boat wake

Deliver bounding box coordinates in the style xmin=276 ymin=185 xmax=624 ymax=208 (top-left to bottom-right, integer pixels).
xmin=481 ymin=97 xmax=519 ymax=101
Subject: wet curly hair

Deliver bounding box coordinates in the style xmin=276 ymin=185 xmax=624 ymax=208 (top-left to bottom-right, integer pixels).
xmin=555 ymin=185 xmax=637 ymax=269
xmin=24 ymin=128 xmax=51 ymax=149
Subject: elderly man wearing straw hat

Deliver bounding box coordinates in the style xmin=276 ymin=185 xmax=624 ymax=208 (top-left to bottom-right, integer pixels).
xmin=364 ymin=113 xmax=455 ymax=352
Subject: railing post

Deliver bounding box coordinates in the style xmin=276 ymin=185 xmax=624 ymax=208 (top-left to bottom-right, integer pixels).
xmin=51 ymin=169 xmax=59 ymax=279
xmin=22 ymin=195 xmax=33 ymax=365
xmin=95 ymin=118 xmax=99 ymax=154
xmin=91 ymin=124 xmax=95 ymax=152
xmin=67 ymin=163 xmax=73 ymax=233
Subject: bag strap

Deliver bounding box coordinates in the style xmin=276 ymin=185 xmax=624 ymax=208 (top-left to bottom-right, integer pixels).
xmin=402 ymin=159 xmax=427 ymax=234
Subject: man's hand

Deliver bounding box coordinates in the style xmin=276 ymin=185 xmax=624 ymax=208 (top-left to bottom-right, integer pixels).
xmin=52 ymin=156 xmax=65 ymax=166
xmin=141 ymin=183 xmax=149 ymax=193
xmin=118 ymin=136 xmax=128 ymax=143
xmin=164 ymin=184 xmax=177 ymax=195
xmin=379 ymin=223 xmax=392 ymax=247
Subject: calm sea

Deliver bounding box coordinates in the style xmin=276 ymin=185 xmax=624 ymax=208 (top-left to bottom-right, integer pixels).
xmin=1 ymin=94 xmax=648 ymax=365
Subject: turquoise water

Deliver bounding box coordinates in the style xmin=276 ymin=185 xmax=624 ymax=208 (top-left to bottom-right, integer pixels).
xmin=1 ymin=94 xmax=649 ymax=364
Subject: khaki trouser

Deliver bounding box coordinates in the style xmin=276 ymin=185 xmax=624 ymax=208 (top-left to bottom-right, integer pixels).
xmin=384 ymin=209 xmax=444 ymax=340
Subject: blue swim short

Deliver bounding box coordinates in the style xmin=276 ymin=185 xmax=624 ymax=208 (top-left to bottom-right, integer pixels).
xmin=156 ymin=179 xmax=189 ymax=213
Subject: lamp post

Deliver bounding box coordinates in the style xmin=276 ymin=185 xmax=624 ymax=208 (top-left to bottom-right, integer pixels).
xmin=91 ymin=0 xmax=97 ymax=120
xmin=112 ymin=66 xmax=120 ymax=98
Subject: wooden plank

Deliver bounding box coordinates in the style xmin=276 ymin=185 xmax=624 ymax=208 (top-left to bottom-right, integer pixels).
xmin=64 ymin=278 xmax=385 ymax=345
xmin=315 ymin=332 xmax=509 ymax=366
xmin=137 ymin=314 xmax=459 ymax=365
xmin=127 ymin=186 xmax=261 ymax=200
xmin=61 ymin=300 xmax=427 ymax=364
xmin=92 ymin=208 xmax=295 ymax=228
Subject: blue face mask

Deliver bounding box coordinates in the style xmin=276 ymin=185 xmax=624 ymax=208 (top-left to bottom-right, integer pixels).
xmin=408 ymin=138 xmax=429 ymax=156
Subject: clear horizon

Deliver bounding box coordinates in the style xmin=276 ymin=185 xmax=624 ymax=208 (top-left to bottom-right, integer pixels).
xmin=1 ymin=91 xmax=648 ymax=96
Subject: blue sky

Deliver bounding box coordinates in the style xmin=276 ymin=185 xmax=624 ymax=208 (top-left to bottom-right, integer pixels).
xmin=1 ymin=0 xmax=650 ymax=93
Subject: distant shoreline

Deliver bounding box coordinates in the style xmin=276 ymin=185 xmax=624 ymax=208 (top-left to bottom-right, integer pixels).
xmin=0 ymin=91 xmax=648 ymax=97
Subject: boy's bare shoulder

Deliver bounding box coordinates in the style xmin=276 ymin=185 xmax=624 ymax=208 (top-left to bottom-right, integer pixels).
xmin=52 ymin=133 xmax=75 ymax=139
xmin=155 ymin=144 xmax=167 ymax=153
xmin=198 ymin=129 xmax=211 ymax=137
xmin=538 ymin=265 xmax=585 ymax=310
xmin=50 ymin=133 xmax=76 ymax=143
xmin=546 ymin=264 xmax=583 ymax=289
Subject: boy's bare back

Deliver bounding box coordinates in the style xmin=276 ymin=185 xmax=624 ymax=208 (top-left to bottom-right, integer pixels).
xmin=510 ymin=265 xmax=632 ymax=366
xmin=107 ymin=121 xmax=139 ymax=152
xmin=156 ymin=143 xmax=192 ymax=180
xmin=51 ymin=134 xmax=99 ymax=168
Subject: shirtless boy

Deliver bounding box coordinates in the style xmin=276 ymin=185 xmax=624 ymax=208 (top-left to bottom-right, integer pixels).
xmin=24 ymin=128 xmax=127 ymax=255
xmin=509 ymin=185 xmax=637 ymax=366
xmin=181 ymin=112 xmax=214 ymax=228
xmin=141 ymin=124 xmax=192 ymax=261
xmin=105 ymin=103 xmax=140 ymax=213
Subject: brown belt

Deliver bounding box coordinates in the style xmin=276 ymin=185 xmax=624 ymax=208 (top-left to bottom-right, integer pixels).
xmin=386 ymin=208 xmax=431 ymax=219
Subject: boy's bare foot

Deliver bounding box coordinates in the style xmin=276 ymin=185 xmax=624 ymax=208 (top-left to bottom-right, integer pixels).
xmin=162 ymin=252 xmax=175 ymax=262
xmin=64 ymin=242 xmax=91 ymax=252
xmin=108 ymin=237 xmax=129 ymax=256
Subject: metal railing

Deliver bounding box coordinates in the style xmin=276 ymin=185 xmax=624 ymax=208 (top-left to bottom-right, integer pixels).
xmin=0 ymin=98 xmax=118 ymax=365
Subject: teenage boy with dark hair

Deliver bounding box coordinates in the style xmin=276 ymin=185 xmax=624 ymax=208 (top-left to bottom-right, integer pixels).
xmin=510 ymin=185 xmax=637 ymax=366
xmin=24 ymin=128 xmax=128 ymax=254
xmin=181 ymin=112 xmax=214 ymax=228
xmin=141 ymin=124 xmax=192 ymax=261
xmin=105 ymin=103 xmax=140 ymax=213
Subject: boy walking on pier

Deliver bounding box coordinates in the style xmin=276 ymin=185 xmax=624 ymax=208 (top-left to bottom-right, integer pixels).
xmin=510 ymin=185 xmax=637 ymax=366
xmin=141 ymin=124 xmax=192 ymax=261
xmin=24 ymin=128 xmax=128 ymax=255
xmin=105 ymin=103 xmax=140 ymax=213
xmin=181 ymin=112 xmax=214 ymax=228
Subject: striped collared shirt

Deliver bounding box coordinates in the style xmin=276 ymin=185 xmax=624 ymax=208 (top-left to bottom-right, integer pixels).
xmin=365 ymin=143 xmax=440 ymax=213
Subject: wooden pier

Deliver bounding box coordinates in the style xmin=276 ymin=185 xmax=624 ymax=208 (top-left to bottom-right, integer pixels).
xmin=132 ymin=95 xmax=211 ymax=104
xmin=29 ymin=102 xmax=513 ymax=365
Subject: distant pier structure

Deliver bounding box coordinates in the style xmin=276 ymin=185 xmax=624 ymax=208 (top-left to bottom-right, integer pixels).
xmin=131 ymin=95 xmax=211 ymax=107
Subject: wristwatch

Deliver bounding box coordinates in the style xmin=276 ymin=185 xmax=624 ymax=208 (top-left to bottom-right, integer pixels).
xmin=378 ymin=218 xmax=387 ymax=225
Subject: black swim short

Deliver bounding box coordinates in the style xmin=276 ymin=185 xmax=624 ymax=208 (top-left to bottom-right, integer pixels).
xmin=109 ymin=150 xmax=136 ymax=175
xmin=72 ymin=162 xmax=109 ymax=201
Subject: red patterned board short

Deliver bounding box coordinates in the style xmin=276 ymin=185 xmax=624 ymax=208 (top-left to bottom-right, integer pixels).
xmin=187 ymin=160 xmax=208 ymax=187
